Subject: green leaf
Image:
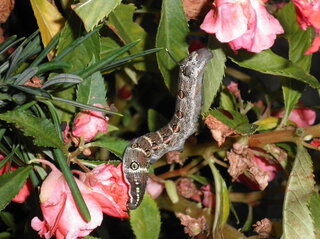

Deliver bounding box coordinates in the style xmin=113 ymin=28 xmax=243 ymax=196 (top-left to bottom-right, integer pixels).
xmin=207 ymin=160 xmax=230 ymax=235
xmin=309 ymin=193 xmax=320 ymax=238
xmin=147 ymin=109 xmax=168 ymax=132
xmin=229 ymin=49 xmax=320 ymax=89
xmin=53 ymin=149 xmax=91 ymax=221
xmin=130 ymin=193 xmax=161 ymax=239
xmin=219 ymin=89 xmax=236 ymax=112
xmin=89 ymin=136 xmax=129 ymax=158
xmin=281 ymin=79 xmax=304 ymax=126
xmin=281 ymin=144 xmax=316 ymax=239
xmin=0 ymin=166 xmax=33 ymax=210
xmin=202 ymin=37 xmax=226 ymax=112
xmin=0 ymin=111 xmax=65 ymax=149
xmin=155 ymin=0 xmax=189 ymax=92
xmin=100 ymin=37 xmax=121 ymax=59
xmin=54 ymin=20 xmax=100 ymax=122
xmin=107 ymin=4 xmax=150 ymax=71
xmin=275 ymin=2 xmax=313 ymax=126
xmin=209 ymin=109 xmax=258 ymax=134
xmin=77 ymin=70 xmax=106 ymax=106
xmin=164 ymin=180 xmax=179 ymax=204
xmin=276 ymin=2 xmax=312 ymax=72
xmin=0 ymin=211 xmax=16 ymax=232
xmin=73 ymin=0 xmax=121 ymax=32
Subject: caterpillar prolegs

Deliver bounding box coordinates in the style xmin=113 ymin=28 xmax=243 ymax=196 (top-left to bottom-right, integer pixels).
xmin=122 ymin=48 xmax=213 ymax=209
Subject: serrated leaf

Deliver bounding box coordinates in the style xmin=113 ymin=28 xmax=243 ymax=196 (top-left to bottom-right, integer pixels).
xmin=276 ymin=2 xmax=312 ymax=126
xmin=77 ymin=70 xmax=106 ymax=106
xmin=207 ymin=160 xmax=230 ymax=235
xmin=29 ymin=0 xmax=65 ymax=51
xmin=130 ymin=194 xmax=161 ymax=239
xmin=0 ymin=111 xmax=65 ymax=149
xmin=276 ymin=2 xmax=312 ymax=71
xmin=209 ymin=109 xmax=257 ymax=134
xmin=309 ymin=193 xmax=320 ymax=238
xmin=0 ymin=166 xmax=33 ymax=210
xmin=229 ymin=49 xmax=320 ymax=89
xmin=55 ymin=20 xmax=100 ymax=122
xmin=89 ymin=136 xmax=129 ymax=158
xmin=73 ymin=0 xmax=121 ymax=32
xmin=202 ymin=37 xmax=226 ymax=112
xmin=219 ymin=89 xmax=236 ymax=113
xmin=147 ymin=109 xmax=168 ymax=132
xmin=107 ymin=4 xmax=150 ymax=71
xmin=281 ymin=144 xmax=316 ymax=239
xmin=155 ymin=0 xmax=189 ymax=92
xmin=281 ymin=79 xmax=304 ymax=126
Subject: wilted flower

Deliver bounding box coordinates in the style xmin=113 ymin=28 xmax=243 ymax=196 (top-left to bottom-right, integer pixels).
xmin=0 ymin=0 xmax=15 ymax=23
xmin=72 ymin=104 xmax=109 ymax=142
xmin=226 ymin=143 xmax=281 ymax=190
xmin=183 ymin=0 xmax=212 ymax=20
xmin=200 ymin=0 xmax=284 ymax=52
xmin=203 ymin=114 xmax=236 ymax=146
xmin=31 ymin=161 xmax=103 ymax=239
xmin=176 ymin=177 xmax=201 ymax=201
xmin=176 ymin=213 xmax=207 ymax=237
xmin=253 ymin=218 xmax=273 ymax=239
xmin=78 ymin=163 xmax=129 ymax=218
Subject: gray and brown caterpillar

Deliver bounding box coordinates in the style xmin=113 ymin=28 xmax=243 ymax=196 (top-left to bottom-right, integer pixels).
xmin=122 ymin=48 xmax=213 ymax=209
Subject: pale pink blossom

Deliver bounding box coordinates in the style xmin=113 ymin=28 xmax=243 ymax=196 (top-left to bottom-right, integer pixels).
xmin=274 ymin=107 xmax=316 ymax=128
xmin=200 ymin=0 xmax=284 ymax=52
xmin=146 ymin=178 xmax=164 ymax=199
xmin=72 ymin=104 xmax=109 ymax=142
xmin=77 ymin=163 xmax=129 ymax=218
xmin=31 ymin=161 xmax=103 ymax=239
xmin=0 ymin=154 xmax=32 ymax=203
xmin=292 ymin=0 xmax=320 ymax=54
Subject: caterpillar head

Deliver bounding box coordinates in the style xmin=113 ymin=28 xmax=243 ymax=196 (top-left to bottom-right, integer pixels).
xmin=122 ymin=146 xmax=149 ymax=210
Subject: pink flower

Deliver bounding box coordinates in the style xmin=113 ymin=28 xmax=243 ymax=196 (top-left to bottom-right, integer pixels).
xmin=0 ymin=154 xmax=32 ymax=203
xmin=72 ymin=104 xmax=109 ymax=142
xmin=200 ymin=0 xmax=284 ymax=52
xmin=31 ymin=161 xmax=103 ymax=239
xmin=146 ymin=178 xmax=164 ymax=199
xmin=78 ymin=163 xmax=129 ymax=218
xmin=292 ymin=0 xmax=320 ymax=54
xmin=275 ymin=107 xmax=316 ymax=128
xmin=200 ymin=185 xmax=215 ymax=208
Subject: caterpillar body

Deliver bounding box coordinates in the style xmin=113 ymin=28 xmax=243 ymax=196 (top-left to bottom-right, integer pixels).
xmin=122 ymin=48 xmax=213 ymax=209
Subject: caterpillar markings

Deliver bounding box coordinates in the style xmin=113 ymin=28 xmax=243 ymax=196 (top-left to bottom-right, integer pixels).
xmin=122 ymin=48 xmax=213 ymax=209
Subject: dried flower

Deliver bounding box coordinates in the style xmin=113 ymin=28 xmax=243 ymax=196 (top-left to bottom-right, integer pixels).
xmin=253 ymin=218 xmax=272 ymax=239
xmin=176 ymin=213 xmax=207 ymax=237
xmin=203 ymin=114 xmax=235 ymax=146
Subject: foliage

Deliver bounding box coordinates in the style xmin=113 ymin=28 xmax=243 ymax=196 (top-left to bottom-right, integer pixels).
xmin=0 ymin=0 xmax=320 ymax=238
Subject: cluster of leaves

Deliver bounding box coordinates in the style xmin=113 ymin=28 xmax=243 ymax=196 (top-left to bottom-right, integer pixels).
xmin=0 ymin=0 xmax=319 ymax=238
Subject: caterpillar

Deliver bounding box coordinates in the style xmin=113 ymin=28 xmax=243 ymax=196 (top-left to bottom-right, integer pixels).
xmin=122 ymin=48 xmax=213 ymax=209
